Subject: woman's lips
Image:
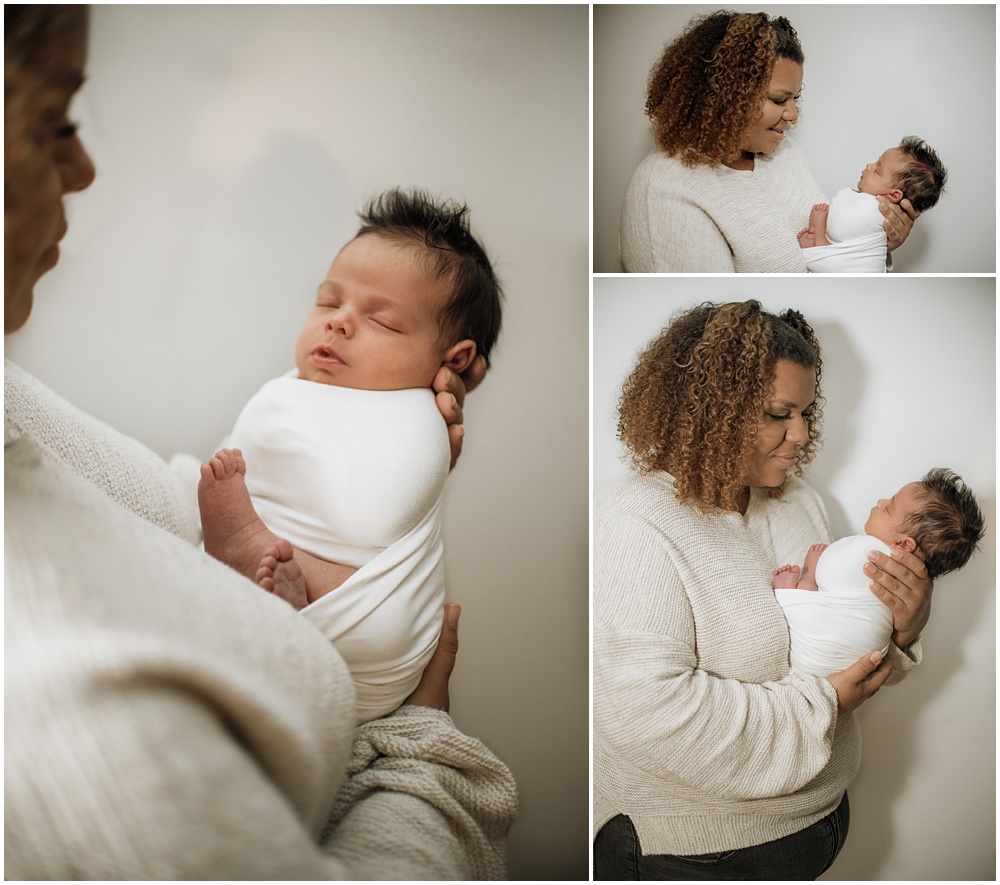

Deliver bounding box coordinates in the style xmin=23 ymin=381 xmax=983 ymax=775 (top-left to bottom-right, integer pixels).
xmin=40 ymin=244 xmax=60 ymax=269
xmin=40 ymin=224 xmax=68 ymax=269
xmin=773 ymin=453 xmax=797 ymax=468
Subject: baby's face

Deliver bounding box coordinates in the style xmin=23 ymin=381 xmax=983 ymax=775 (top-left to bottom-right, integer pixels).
xmin=864 ymin=481 xmax=924 ymax=547
xmin=295 ymin=235 xmax=452 ymax=391
xmin=856 ymin=148 xmax=907 ymax=197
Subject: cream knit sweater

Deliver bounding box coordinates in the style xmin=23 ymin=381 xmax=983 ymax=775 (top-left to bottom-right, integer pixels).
xmin=4 ymin=361 xmax=517 ymax=879
xmin=618 ymin=136 xmax=827 ymax=273
xmin=593 ymin=470 xmax=918 ymax=856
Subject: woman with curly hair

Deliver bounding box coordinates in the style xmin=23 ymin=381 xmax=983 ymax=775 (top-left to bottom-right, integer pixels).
xmin=617 ymin=11 xmax=919 ymax=272
xmin=593 ymin=301 xmax=932 ymax=879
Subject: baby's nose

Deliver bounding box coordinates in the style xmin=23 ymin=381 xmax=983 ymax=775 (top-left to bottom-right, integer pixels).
xmin=325 ymin=311 xmax=352 ymax=335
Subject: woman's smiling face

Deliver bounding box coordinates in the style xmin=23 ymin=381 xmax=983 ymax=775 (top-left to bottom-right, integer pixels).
xmin=741 ymin=58 xmax=803 ymax=157
xmin=744 ymin=360 xmax=816 ymax=489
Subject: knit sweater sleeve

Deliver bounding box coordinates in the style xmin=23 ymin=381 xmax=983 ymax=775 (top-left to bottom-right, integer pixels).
xmin=4 ymin=360 xmax=202 ymax=543
xmin=594 ymin=477 xmax=839 ymax=802
xmin=619 ymin=157 xmax=736 ymax=272
xmin=5 ymin=435 xmax=516 ymax=880
xmin=321 ymin=706 xmax=518 ymax=879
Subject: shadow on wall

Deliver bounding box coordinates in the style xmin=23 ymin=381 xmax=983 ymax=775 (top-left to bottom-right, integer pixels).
xmin=820 ymin=496 xmax=996 ymax=881
xmin=170 ymin=136 xmax=352 ymax=460
xmin=890 ymin=220 xmax=932 ymax=275
xmin=597 ymin=136 xmax=652 ymax=273
xmin=801 ymin=315 xmax=995 ymax=879
xmin=805 ymin=319 xmax=861 ymax=534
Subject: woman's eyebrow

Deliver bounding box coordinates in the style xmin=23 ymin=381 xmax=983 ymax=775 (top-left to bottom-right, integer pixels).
xmin=768 ymin=398 xmax=815 ymax=409
xmin=56 ymin=71 xmax=87 ymax=93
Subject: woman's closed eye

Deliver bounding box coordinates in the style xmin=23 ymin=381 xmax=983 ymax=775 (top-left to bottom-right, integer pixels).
xmin=55 ymin=120 xmax=80 ymax=139
xmin=767 ymin=410 xmax=813 ymax=421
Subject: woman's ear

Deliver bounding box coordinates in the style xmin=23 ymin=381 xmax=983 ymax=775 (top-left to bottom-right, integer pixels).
xmin=885 ymin=188 xmax=905 ymax=205
xmin=441 ymin=339 xmax=477 ymax=375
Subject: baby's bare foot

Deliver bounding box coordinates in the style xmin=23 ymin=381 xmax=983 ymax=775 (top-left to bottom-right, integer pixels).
xmin=797 ymin=227 xmax=816 ymax=249
xmin=256 ymin=539 xmax=308 ymax=611
xmin=794 ymin=543 xmax=827 ymax=591
xmin=198 ymin=448 xmax=277 ymax=579
xmin=803 ymin=543 xmax=828 ymax=573
xmin=773 ymin=564 xmax=800 ymax=590
xmin=808 ymin=203 xmax=831 ymax=246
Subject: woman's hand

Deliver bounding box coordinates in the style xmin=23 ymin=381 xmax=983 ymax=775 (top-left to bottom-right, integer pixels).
xmin=866 ymin=546 xmax=933 ymax=650
xmin=879 ymin=196 xmax=920 ymax=253
xmin=403 ymin=604 xmax=461 ymax=712
xmin=826 ymin=650 xmax=894 ymax=713
xmin=433 ymin=356 xmax=488 ymax=470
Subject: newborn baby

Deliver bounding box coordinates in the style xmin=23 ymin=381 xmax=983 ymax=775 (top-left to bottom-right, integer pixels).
xmin=773 ymin=468 xmax=983 ymax=676
xmin=197 ymin=188 xmax=501 ymax=722
xmin=796 ymin=136 xmax=946 ymax=273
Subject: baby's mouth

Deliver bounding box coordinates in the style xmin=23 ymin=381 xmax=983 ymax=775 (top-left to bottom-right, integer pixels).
xmin=313 ymin=345 xmax=346 ymax=366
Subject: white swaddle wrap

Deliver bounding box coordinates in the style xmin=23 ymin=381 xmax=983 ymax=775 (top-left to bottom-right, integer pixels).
xmin=226 ymin=372 xmax=450 ymax=723
xmin=804 ymin=188 xmax=888 ymax=274
xmin=775 ymin=534 xmax=894 ymax=676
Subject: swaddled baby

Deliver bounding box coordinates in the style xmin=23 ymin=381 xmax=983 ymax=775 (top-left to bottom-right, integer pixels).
xmin=773 ymin=468 xmax=983 ymax=677
xmin=796 ymin=136 xmax=946 ymax=273
xmin=198 ymin=188 xmax=502 ymax=721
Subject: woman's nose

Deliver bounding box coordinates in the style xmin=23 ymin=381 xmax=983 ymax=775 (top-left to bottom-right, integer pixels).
xmin=786 ymin=415 xmax=807 ymax=443
xmin=781 ymin=102 xmax=798 ymax=122
xmin=58 ymin=137 xmax=96 ymax=195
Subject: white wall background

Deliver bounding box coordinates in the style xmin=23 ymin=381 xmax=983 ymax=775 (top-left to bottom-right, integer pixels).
xmin=594 ymin=4 xmax=996 ymax=273
xmin=593 ymin=278 xmax=996 ymax=880
xmin=5 ymin=5 xmax=589 ymax=879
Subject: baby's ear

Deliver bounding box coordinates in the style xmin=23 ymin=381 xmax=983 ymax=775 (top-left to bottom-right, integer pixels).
xmin=442 ymin=339 xmax=477 ymax=374
xmin=895 ymin=535 xmax=919 ymax=554
xmin=885 ymin=188 xmax=905 ymax=204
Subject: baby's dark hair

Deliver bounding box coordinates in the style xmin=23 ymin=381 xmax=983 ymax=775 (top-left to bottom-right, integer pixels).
xmin=892 ymin=136 xmax=947 ymax=212
xmin=905 ymin=468 xmax=985 ymax=578
xmin=355 ymin=188 xmax=503 ymax=367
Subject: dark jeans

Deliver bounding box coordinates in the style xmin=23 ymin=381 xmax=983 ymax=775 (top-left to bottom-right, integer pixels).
xmin=593 ymin=793 xmax=849 ymax=881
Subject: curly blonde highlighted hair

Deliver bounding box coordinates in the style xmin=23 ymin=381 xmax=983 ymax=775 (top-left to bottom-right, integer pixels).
xmin=645 ymin=10 xmax=803 ymax=166
xmin=617 ymin=301 xmax=824 ymax=511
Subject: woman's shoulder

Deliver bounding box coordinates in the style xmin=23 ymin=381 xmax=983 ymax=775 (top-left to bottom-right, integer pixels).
xmin=596 ymin=470 xmax=680 ymax=518
xmin=596 ymin=470 xmax=727 ymax=539
xmin=628 ymin=148 xmax=718 ymax=190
